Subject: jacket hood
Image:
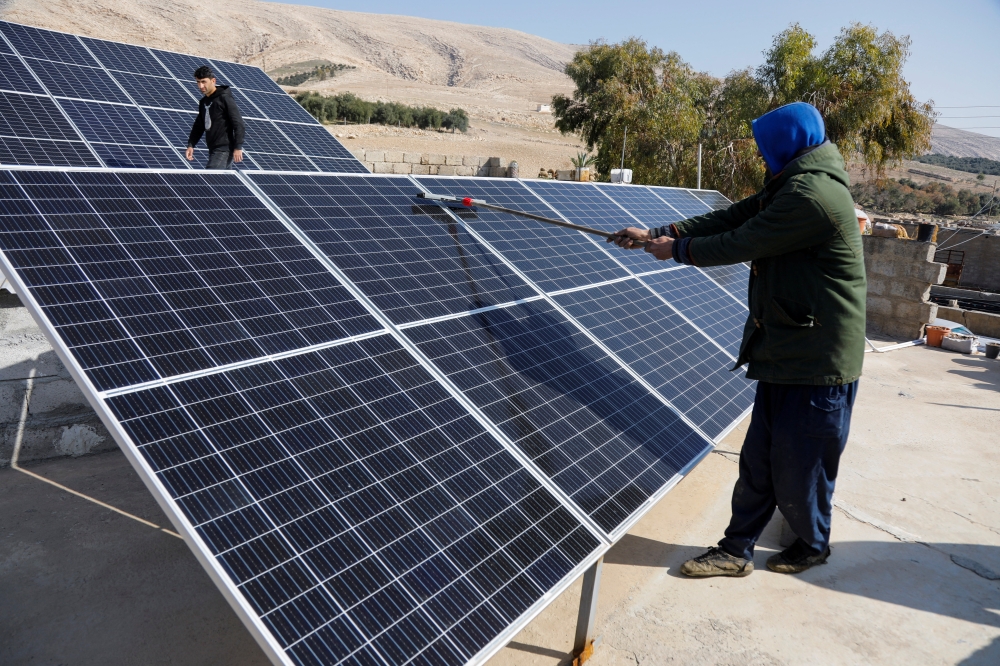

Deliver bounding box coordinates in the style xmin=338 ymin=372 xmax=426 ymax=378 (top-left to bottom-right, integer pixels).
xmin=752 ymin=102 xmax=826 ymax=173
xmin=778 ymin=141 xmax=851 ymax=189
xmin=205 ymin=85 xmax=229 ymax=99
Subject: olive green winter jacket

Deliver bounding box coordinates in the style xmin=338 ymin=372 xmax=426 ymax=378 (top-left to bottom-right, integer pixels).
xmin=673 ymin=142 xmax=866 ymax=385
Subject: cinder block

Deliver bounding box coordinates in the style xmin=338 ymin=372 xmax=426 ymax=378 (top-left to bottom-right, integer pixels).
xmin=373 ymin=162 xmax=394 ymax=174
xmin=437 ymin=165 xmax=457 ymax=176
xmin=426 ymin=154 xmax=446 ymax=165
xmin=350 ymin=149 xmax=365 ymax=161
xmin=866 ymin=276 xmax=888 ymax=297
xmin=392 ymin=162 xmax=412 ymax=174
xmin=455 ymin=166 xmax=474 ymax=176
xmin=887 ymin=279 xmax=930 ymax=302
xmin=485 ymin=157 xmax=506 ymax=167
xmin=476 ymin=165 xmax=491 ymax=177
xmin=488 ymin=167 xmax=507 ymax=177
xmin=411 ymin=164 xmax=431 ymax=175
xmin=865 ymin=295 xmax=893 ymax=317
xmin=463 ymin=156 xmax=482 ymax=167
xmin=384 ymin=151 xmax=404 ymax=163
xmin=445 ymin=155 xmax=462 ymax=166
xmin=965 ymin=310 xmax=1000 ymax=338
xmin=403 ymin=152 xmax=421 ymax=164
xmin=367 ymin=150 xmax=385 ymax=162
xmin=427 ymin=165 xmax=439 ymax=175
xmin=365 ymin=163 xmax=375 ymax=173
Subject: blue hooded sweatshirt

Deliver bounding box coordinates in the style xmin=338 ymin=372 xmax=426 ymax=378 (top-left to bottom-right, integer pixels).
xmin=751 ymin=102 xmax=826 ymax=174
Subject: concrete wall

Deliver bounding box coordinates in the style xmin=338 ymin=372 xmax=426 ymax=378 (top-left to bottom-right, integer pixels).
xmin=935 ymin=306 xmax=1000 ymax=339
xmin=350 ymin=150 xmax=510 ymax=177
xmin=0 ymin=293 xmax=114 ymax=467
xmin=862 ymin=236 xmax=947 ymax=340
xmin=892 ymin=224 xmax=1000 ymax=292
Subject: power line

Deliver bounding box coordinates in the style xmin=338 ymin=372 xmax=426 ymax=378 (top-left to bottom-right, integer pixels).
xmin=938 ymin=116 xmax=1000 ymax=119
xmin=934 ymin=105 xmax=1000 ymax=109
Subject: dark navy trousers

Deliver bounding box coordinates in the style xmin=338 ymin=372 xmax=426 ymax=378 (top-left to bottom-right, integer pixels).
xmin=719 ymin=380 xmax=858 ymax=560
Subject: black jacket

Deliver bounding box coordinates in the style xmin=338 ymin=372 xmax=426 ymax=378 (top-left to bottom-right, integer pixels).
xmin=187 ymin=85 xmax=245 ymax=151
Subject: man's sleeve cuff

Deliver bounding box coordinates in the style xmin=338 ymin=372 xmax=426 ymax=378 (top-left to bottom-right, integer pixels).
xmin=649 ymin=224 xmax=680 ymax=240
xmin=672 ymin=237 xmax=695 ymax=265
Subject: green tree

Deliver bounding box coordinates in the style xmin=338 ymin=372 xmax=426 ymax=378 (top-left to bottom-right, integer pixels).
xmin=552 ymin=24 xmax=935 ymax=199
xmin=442 ymin=108 xmax=469 ymax=133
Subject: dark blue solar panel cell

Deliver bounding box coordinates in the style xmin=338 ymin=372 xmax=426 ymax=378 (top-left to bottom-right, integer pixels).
xmin=150 ymin=48 xmax=228 ymax=85
xmin=0 ymin=92 xmax=83 ymax=141
xmin=142 ymin=108 xmax=196 ymax=146
xmin=415 ymin=177 xmax=629 ymax=293
xmin=250 ymin=173 xmax=536 ymax=324
xmin=242 ymin=119 xmax=300 ymax=155
xmin=646 ymin=186 xmax=712 ymax=218
xmin=526 ymin=179 xmax=664 ymax=275
xmin=310 ymin=157 xmax=370 ymax=174
xmin=210 ymin=59 xmax=284 ymax=93
xmin=0 ymin=22 xmax=98 ymax=66
xmin=0 ymin=137 xmax=99 ymax=167
xmin=80 ymin=37 xmax=171 ymax=77
xmin=279 ymin=122 xmax=364 ymax=161
xmin=113 ymin=71 xmax=198 ymax=111
xmin=0 ymin=24 xmax=12 ymax=54
xmin=243 ymin=91 xmax=317 ymax=124
xmin=406 ymin=300 xmax=710 ymax=532
xmin=104 ymin=337 xmax=599 ymax=665
xmin=697 ymin=263 xmax=750 ymax=307
xmin=58 ymin=99 xmax=168 ymax=146
xmin=593 ymin=183 xmax=685 ymax=228
xmin=247 ymin=152 xmax=317 ymax=172
xmin=25 ymin=58 xmax=124 ymax=102
xmin=91 ymin=144 xmax=188 ymax=169
xmin=0 ymin=169 xmax=379 ymax=390
xmin=553 ymin=278 xmax=755 ymax=439
xmin=689 ymin=189 xmax=732 ymax=210
xmin=0 ymin=53 xmax=45 ymax=94
xmin=229 ymin=88 xmax=264 ymax=119
xmin=641 ymin=267 xmax=748 ymax=355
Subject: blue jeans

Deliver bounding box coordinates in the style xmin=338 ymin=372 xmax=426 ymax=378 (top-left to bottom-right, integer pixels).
xmin=719 ymin=380 xmax=858 ymax=560
xmin=206 ymin=148 xmax=233 ymax=170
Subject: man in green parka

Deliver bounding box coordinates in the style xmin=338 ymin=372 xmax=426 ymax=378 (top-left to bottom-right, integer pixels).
xmin=611 ymin=102 xmax=866 ymax=576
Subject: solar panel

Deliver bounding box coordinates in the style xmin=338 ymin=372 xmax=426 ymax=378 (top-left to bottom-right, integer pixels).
xmin=593 ymin=183 xmax=685 ymax=228
xmin=640 ymin=266 xmax=749 ymax=357
xmin=0 ymin=19 xmax=366 ymax=173
xmin=404 ymin=299 xmax=710 ymax=533
xmin=106 ymin=336 xmax=601 ymax=666
xmin=552 ymin=278 xmax=755 ymax=440
xmin=699 ymin=263 xmax=751 ymax=307
xmin=0 ymin=136 xmax=100 ymax=167
xmin=415 ymin=177 xmax=630 ymax=292
xmin=81 ymin=36 xmax=173 ymax=77
xmin=248 ymin=173 xmax=537 ymax=324
xmin=689 ymin=189 xmax=732 ymax=210
xmin=25 ymin=58 xmax=124 ymax=102
xmin=0 ymin=53 xmax=46 ymax=93
xmin=0 ymin=169 xmax=379 ymax=391
xmin=646 ymin=186 xmax=712 ymax=217
xmin=0 ymin=92 xmax=85 ymax=142
xmin=91 ymin=144 xmax=188 ymax=170
xmin=525 ymin=179 xmax=665 ymax=275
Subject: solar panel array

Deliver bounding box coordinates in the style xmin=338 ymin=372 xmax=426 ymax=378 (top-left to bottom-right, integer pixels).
xmin=0 ymin=20 xmax=757 ymax=666
xmin=0 ymin=20 xmax=365 ymax=173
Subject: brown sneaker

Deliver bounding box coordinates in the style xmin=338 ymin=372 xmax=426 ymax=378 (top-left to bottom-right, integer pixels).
xmin=766 ymin=540 xmax=831 ymax=574
xmin=679 ymin=546 xmax=754 ymax=578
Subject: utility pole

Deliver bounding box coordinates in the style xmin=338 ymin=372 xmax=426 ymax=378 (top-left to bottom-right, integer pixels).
xmin=696 ymin=143 xmax=702 ymax=190
xmin=620 ymin=126 xmax=627 ymax=172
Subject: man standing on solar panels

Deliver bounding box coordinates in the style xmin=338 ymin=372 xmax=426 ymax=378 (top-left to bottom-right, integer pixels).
xmin=184 ymin=65 xmax=245 ymax=169
xmin=611 ymin=102 xmax=866 ymax=577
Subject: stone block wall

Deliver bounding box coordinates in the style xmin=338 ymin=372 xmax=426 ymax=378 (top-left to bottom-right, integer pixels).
xmin=0 ymin=294 xmax=114 ymax=467
xmin=935 ymin=306 xmax=1000 ymax=339
xmin=352 ymin=150 xmax=509 ymax=177
xmin=862 ymin=236 xmax=947 ymax=340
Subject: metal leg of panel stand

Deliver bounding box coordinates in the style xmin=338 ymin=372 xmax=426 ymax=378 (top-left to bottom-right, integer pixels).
xmin=572 ymin=556 xmax=603 ymax=666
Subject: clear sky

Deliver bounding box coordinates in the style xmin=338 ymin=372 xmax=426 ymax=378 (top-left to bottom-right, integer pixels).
xmin=273 ymin=0 xmax=1000 ymax=137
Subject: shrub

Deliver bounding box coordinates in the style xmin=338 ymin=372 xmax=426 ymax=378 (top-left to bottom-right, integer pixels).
xmin=295 ymin=92 xmax=468 ymax=132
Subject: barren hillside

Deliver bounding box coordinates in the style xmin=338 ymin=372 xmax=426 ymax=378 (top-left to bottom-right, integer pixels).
xmin=931 ymin=124 xmax=1000 ymax=160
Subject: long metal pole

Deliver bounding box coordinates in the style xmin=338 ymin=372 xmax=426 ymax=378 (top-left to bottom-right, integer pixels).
xmin=697 ymin=143 xmax=702 ymax=190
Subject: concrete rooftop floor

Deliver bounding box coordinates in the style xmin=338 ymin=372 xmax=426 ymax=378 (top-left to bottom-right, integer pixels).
xmin=1 ymin=341 xmax=998 ymax=665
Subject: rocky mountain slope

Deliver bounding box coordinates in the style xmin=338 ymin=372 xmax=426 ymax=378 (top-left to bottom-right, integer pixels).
xmin=931 ymin=124 xmax=1000 ymax=160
